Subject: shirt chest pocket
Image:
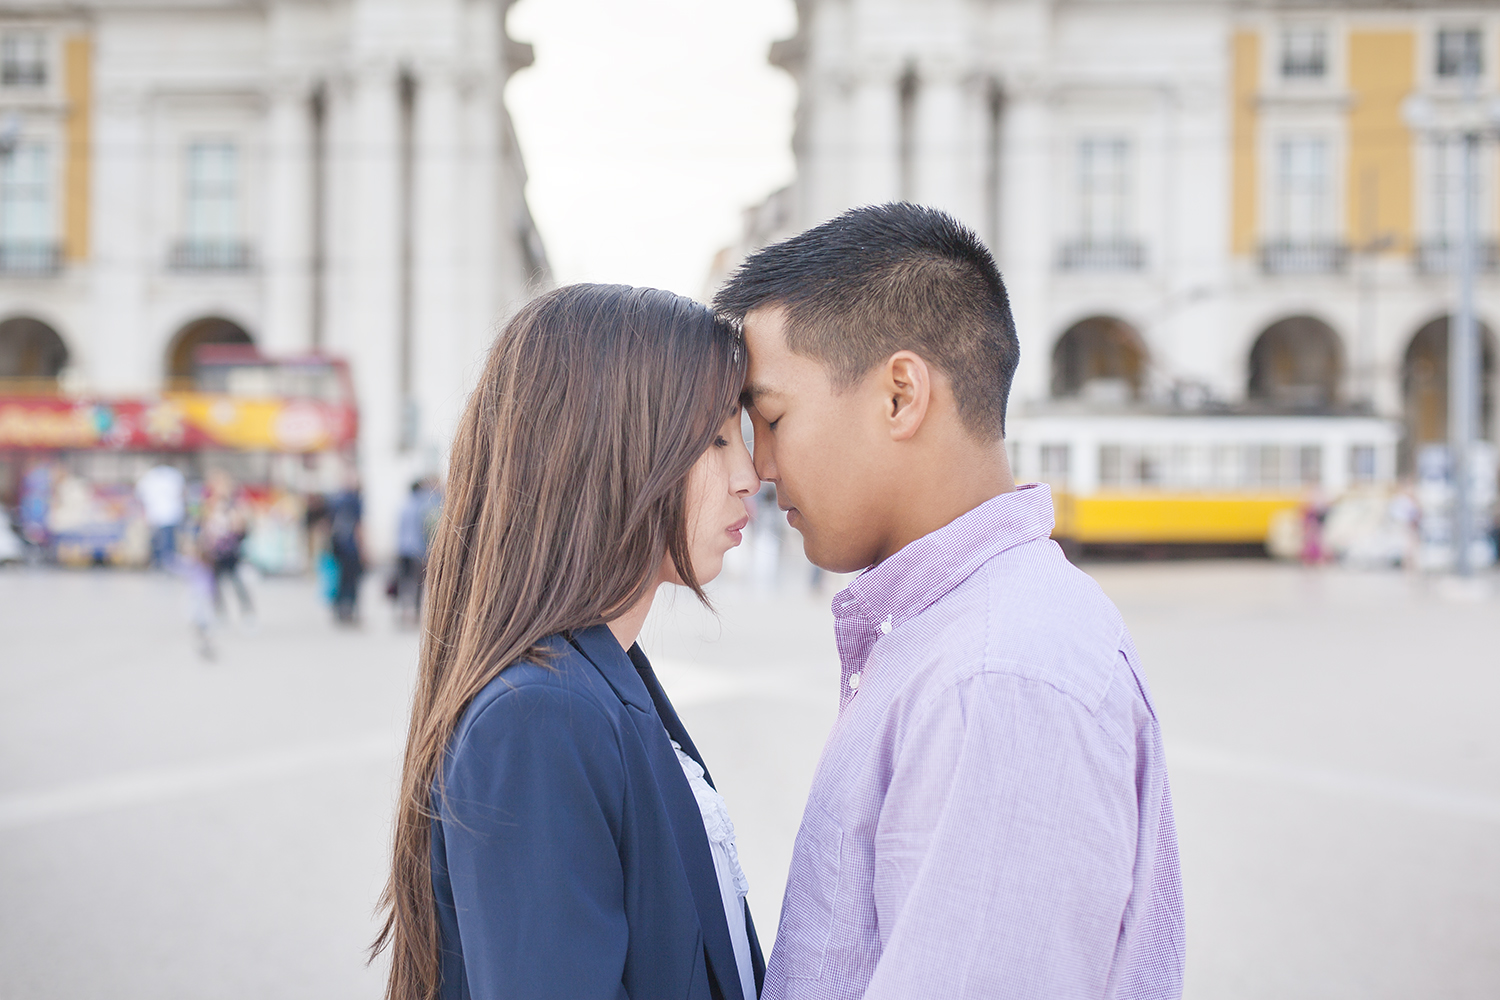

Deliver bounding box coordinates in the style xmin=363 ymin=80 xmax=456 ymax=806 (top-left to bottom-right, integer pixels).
xmin=775 ymin=798 xmax=843 ymax=981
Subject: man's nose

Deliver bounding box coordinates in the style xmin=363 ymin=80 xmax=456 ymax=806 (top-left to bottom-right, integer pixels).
xmin=752 ymin=435 xmax=778 ymax=484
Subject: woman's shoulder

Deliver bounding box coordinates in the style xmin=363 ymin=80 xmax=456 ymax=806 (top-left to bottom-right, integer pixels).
xmin=452 ymin=632 xmax=625 ymax=750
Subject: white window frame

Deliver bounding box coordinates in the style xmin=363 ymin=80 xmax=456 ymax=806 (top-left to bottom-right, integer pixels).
xmin=0 ymin=31 xmax=48 ymax=90
xmin=1270 ymin=134 xmax=1335 ymax=242
xmin=1279 ymin=26 xmax=1328 ymax=82
xmin=1075 ymin=137 xmax=1132 ymax=245
xmin=182 ymin=139 xmax=240 ymax=246
xmin=0 ymin=141 xmax=56 ymax=245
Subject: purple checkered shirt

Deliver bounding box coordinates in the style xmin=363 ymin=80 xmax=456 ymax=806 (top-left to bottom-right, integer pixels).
xmin=762 ymin=484 xmax=1184 ymax=1000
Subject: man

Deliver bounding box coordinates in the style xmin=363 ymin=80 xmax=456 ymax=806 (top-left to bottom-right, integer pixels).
xmin=328 ymin=475 xmax=364 ymax=624
xmin=136 ymin=462 xmax=186 ymax=568
xmin=714 ymin=203 xmax=1183 ymax=999
xmin=394 ymin=477 xmax=440 ymax=624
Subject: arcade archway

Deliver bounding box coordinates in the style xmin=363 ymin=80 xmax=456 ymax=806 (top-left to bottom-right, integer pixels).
xmin=165 ymin=316 xmax=254 ymax=388
xmin=1247 ymin=316 xmax=1343 ymax=409
xmin=1402 ymin=315 xmax=1496 ymax=449
xmin=0 ymin=316 xmax=69 ymax=390
xmin=1051 ymin=316 xmax=1147 ymax=403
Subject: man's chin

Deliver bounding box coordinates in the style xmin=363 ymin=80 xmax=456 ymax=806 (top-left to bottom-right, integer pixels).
xmin=802 ymin=533 xmax=872 ymax=576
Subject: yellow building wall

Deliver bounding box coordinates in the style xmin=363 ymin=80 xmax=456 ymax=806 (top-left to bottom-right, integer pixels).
xmin=62 ymin=36 xmax=91 ymax=262
xmin=1345 ymin=31 xmax=1415 ymax=253
xmin=1231 ymin=31 xmax=1260 ymax=255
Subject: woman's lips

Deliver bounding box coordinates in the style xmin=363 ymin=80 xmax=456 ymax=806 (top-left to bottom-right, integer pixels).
xmin=726 ymin=515 xmax=749 ymax=544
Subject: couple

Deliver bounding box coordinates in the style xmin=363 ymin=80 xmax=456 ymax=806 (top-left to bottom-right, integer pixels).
xmin=372 ymin=204 xmax=1184 ymax=1000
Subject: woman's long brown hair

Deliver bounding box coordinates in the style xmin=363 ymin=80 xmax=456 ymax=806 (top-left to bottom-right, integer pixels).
xmin=371 ymin=284 xmax=746 ymax=1000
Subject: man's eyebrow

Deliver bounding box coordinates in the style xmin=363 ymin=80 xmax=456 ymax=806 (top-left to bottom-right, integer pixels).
xmin=739 ymin=383 xmax=780 ymax=409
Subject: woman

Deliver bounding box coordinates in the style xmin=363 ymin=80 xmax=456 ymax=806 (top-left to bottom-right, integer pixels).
xmin=373 ymin=285 xmax=763 ymax=1000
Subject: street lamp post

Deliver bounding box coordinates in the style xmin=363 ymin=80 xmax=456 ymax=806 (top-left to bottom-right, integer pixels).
xmin=1453 ymin=118 xmax=1478 ymax=576
xmin=1402 ymin=63 xmax=1495 ymax=576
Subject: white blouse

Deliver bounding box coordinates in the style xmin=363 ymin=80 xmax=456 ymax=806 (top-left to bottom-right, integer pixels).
xmin=669 ymin=738 xmax=757 ymax=1000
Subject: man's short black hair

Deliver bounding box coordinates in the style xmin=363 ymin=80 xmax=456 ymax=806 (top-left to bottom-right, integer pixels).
xmin=713 ymin=202 xmax=1019 ymax=439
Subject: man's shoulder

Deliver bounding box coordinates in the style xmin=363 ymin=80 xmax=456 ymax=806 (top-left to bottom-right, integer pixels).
xmin=904 ymin=537 xmax=1130 ymax=713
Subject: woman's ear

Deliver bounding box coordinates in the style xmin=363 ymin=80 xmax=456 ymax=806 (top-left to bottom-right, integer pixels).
xmin=883 ymin=351 xmax=932 ymax=442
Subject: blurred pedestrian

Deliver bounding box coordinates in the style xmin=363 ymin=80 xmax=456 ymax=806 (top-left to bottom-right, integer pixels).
xmin=202 ymin=471 xmax=254 ymax=625
xmin=1301 ymin=487 xmax=1329 ymax=566
xmin=751 ymin=482 xmax=782 ymax=589
xmin=175 ymin=521 xmax=217 ymax=661
xmin=1387 ymin=481 xmax=1421 ymax=572
xmin=18 ymin=458 xmax=55 ymax=556
xmin=328 ymin=475 xmax=363 ymax=624
xmin=136 ymin=462 xmax=186 ymax=569
xmin=393 ymin=478 xmax=439 ymax=626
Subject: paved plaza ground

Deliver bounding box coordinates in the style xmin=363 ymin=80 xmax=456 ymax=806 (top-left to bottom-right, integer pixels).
xmin=0 ymin=552 xmax=1497 ymax=999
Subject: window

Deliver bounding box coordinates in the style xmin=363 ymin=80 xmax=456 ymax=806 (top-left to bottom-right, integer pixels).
xmin=1350 ymin=444 xmax=1377 ymax=484
xmin=0 ymin=143 xmax=54 ymax=257
xmin=1430 ymin=135 xmax=1467 ymax=242
xmin=1437 ymin=28 xmax=1482 ymax=79
xmin=0 ymin=33 xmax=46 ymax=88
xmin=1096 ymin=442 xmax=1325 ymax=490
xmin=184 ymin=142 xmax=238 ymax=243
xmin=1274 ymin=137 xmax=1331 ymax=240
xmin=0 ymin=142 xmax=57 ymax=272
xmin=1039 ymin=444 xmax=1070 ymax=487
xmin=1077 ymin=138 xmax=1130 ymax=244
xmin=1281 ymin=28 xmax=1326 ymax=79
xmin=174 ymin=141 xmax=248 ymax=270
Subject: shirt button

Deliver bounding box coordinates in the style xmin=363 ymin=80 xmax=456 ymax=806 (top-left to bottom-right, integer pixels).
xmin=879 ymin=617 xmax=892 ymax=635
xmin=848 ymin=672 xmax=861 ymax=691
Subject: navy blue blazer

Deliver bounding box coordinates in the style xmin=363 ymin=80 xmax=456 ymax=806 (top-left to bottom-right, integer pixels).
xmin=431 ymin=624 xmax=765 ymax=1000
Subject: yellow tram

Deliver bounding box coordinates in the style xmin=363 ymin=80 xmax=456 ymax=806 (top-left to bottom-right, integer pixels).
xmin=1005 ymin=411 xmax=1401 ymax=546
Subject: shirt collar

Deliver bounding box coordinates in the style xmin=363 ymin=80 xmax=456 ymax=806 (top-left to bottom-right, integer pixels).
xmin=830 ymin=484 xmax=1056 ymax=686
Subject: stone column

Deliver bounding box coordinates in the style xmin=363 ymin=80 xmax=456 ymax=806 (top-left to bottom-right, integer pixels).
xmin=848 ymin=67 xmax=901 ymax=207
xmin=341 ymin=61 xmax=404 ymax=554
xmin=999 ymin=82 xmax=1053 ymax=405
xmin=89 ymin=86 xmax=150 ymax=394
xmin=412 ymin=63 xmax=462 ymax=463
xmin=913 ymin=64 xmax=982 ymax=230
xmin=261 ymin=77 xmax=313 ymax=355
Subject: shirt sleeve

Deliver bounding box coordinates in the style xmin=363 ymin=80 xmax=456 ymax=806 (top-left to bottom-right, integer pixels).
xmin=437 ymin=684 xmax=631 ymax=1000
xmin=865 ymin=671 xmax=1138 ymax=999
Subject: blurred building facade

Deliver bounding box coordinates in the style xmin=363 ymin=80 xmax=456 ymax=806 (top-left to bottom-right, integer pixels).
xmin=0 ymin=1 xmax=547 ymax=553
xmin=748 ymin=1 xmax=1500 ymax=463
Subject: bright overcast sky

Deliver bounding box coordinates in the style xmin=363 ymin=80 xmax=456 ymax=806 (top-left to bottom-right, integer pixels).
xmin=505 ymin=0 xmax=798 ymax=300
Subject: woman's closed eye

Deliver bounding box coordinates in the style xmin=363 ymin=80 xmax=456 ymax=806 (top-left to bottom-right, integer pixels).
xmin=713 ymin=435 xmax=730 ymax=448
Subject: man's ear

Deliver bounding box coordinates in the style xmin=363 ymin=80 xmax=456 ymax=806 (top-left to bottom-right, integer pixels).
xmin=882 ymin=351 xmax=931 ymax=442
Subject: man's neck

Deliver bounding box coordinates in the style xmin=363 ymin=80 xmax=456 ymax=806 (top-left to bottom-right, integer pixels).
xmin=873 ymin=449 xmax=1015 ymax=565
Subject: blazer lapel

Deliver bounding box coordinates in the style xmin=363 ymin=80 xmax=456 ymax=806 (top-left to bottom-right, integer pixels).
xmin=568 ymin=627 xmax=747 ymax=1000
xmin=628 ymin=644 xmax=716 ymax=786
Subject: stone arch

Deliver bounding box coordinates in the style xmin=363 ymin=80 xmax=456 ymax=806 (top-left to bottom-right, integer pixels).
xmin=1247 ymin=315 xmax=1343 ymax=409
xmin=0 ymin=315 xmax=70 ymax=389
xmin=1402 ymin=315 xmax=1496 ymax=448
xmin=165 ymin=315 xmax=254 ymax=388
xmin=1050 ymin=316 xmax=1147 ymax=403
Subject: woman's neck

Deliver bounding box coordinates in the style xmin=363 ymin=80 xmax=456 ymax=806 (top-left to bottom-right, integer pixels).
xmin=606 ymin=584 xmax=658 ymax=651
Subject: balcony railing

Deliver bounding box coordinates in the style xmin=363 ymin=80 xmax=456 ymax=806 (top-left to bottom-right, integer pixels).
xmin=1057 ymin=239 xmax=1147 ymax=272
xmin=0 ymin=240 xmax=62 ymax=276
xmin=169 ymin=239 xmax=253 ymax=273
xmin=1258 ymin=240 xmax=1349 ymax=275
xmin=1413 ymin=239 xmax=1500 ymax=275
